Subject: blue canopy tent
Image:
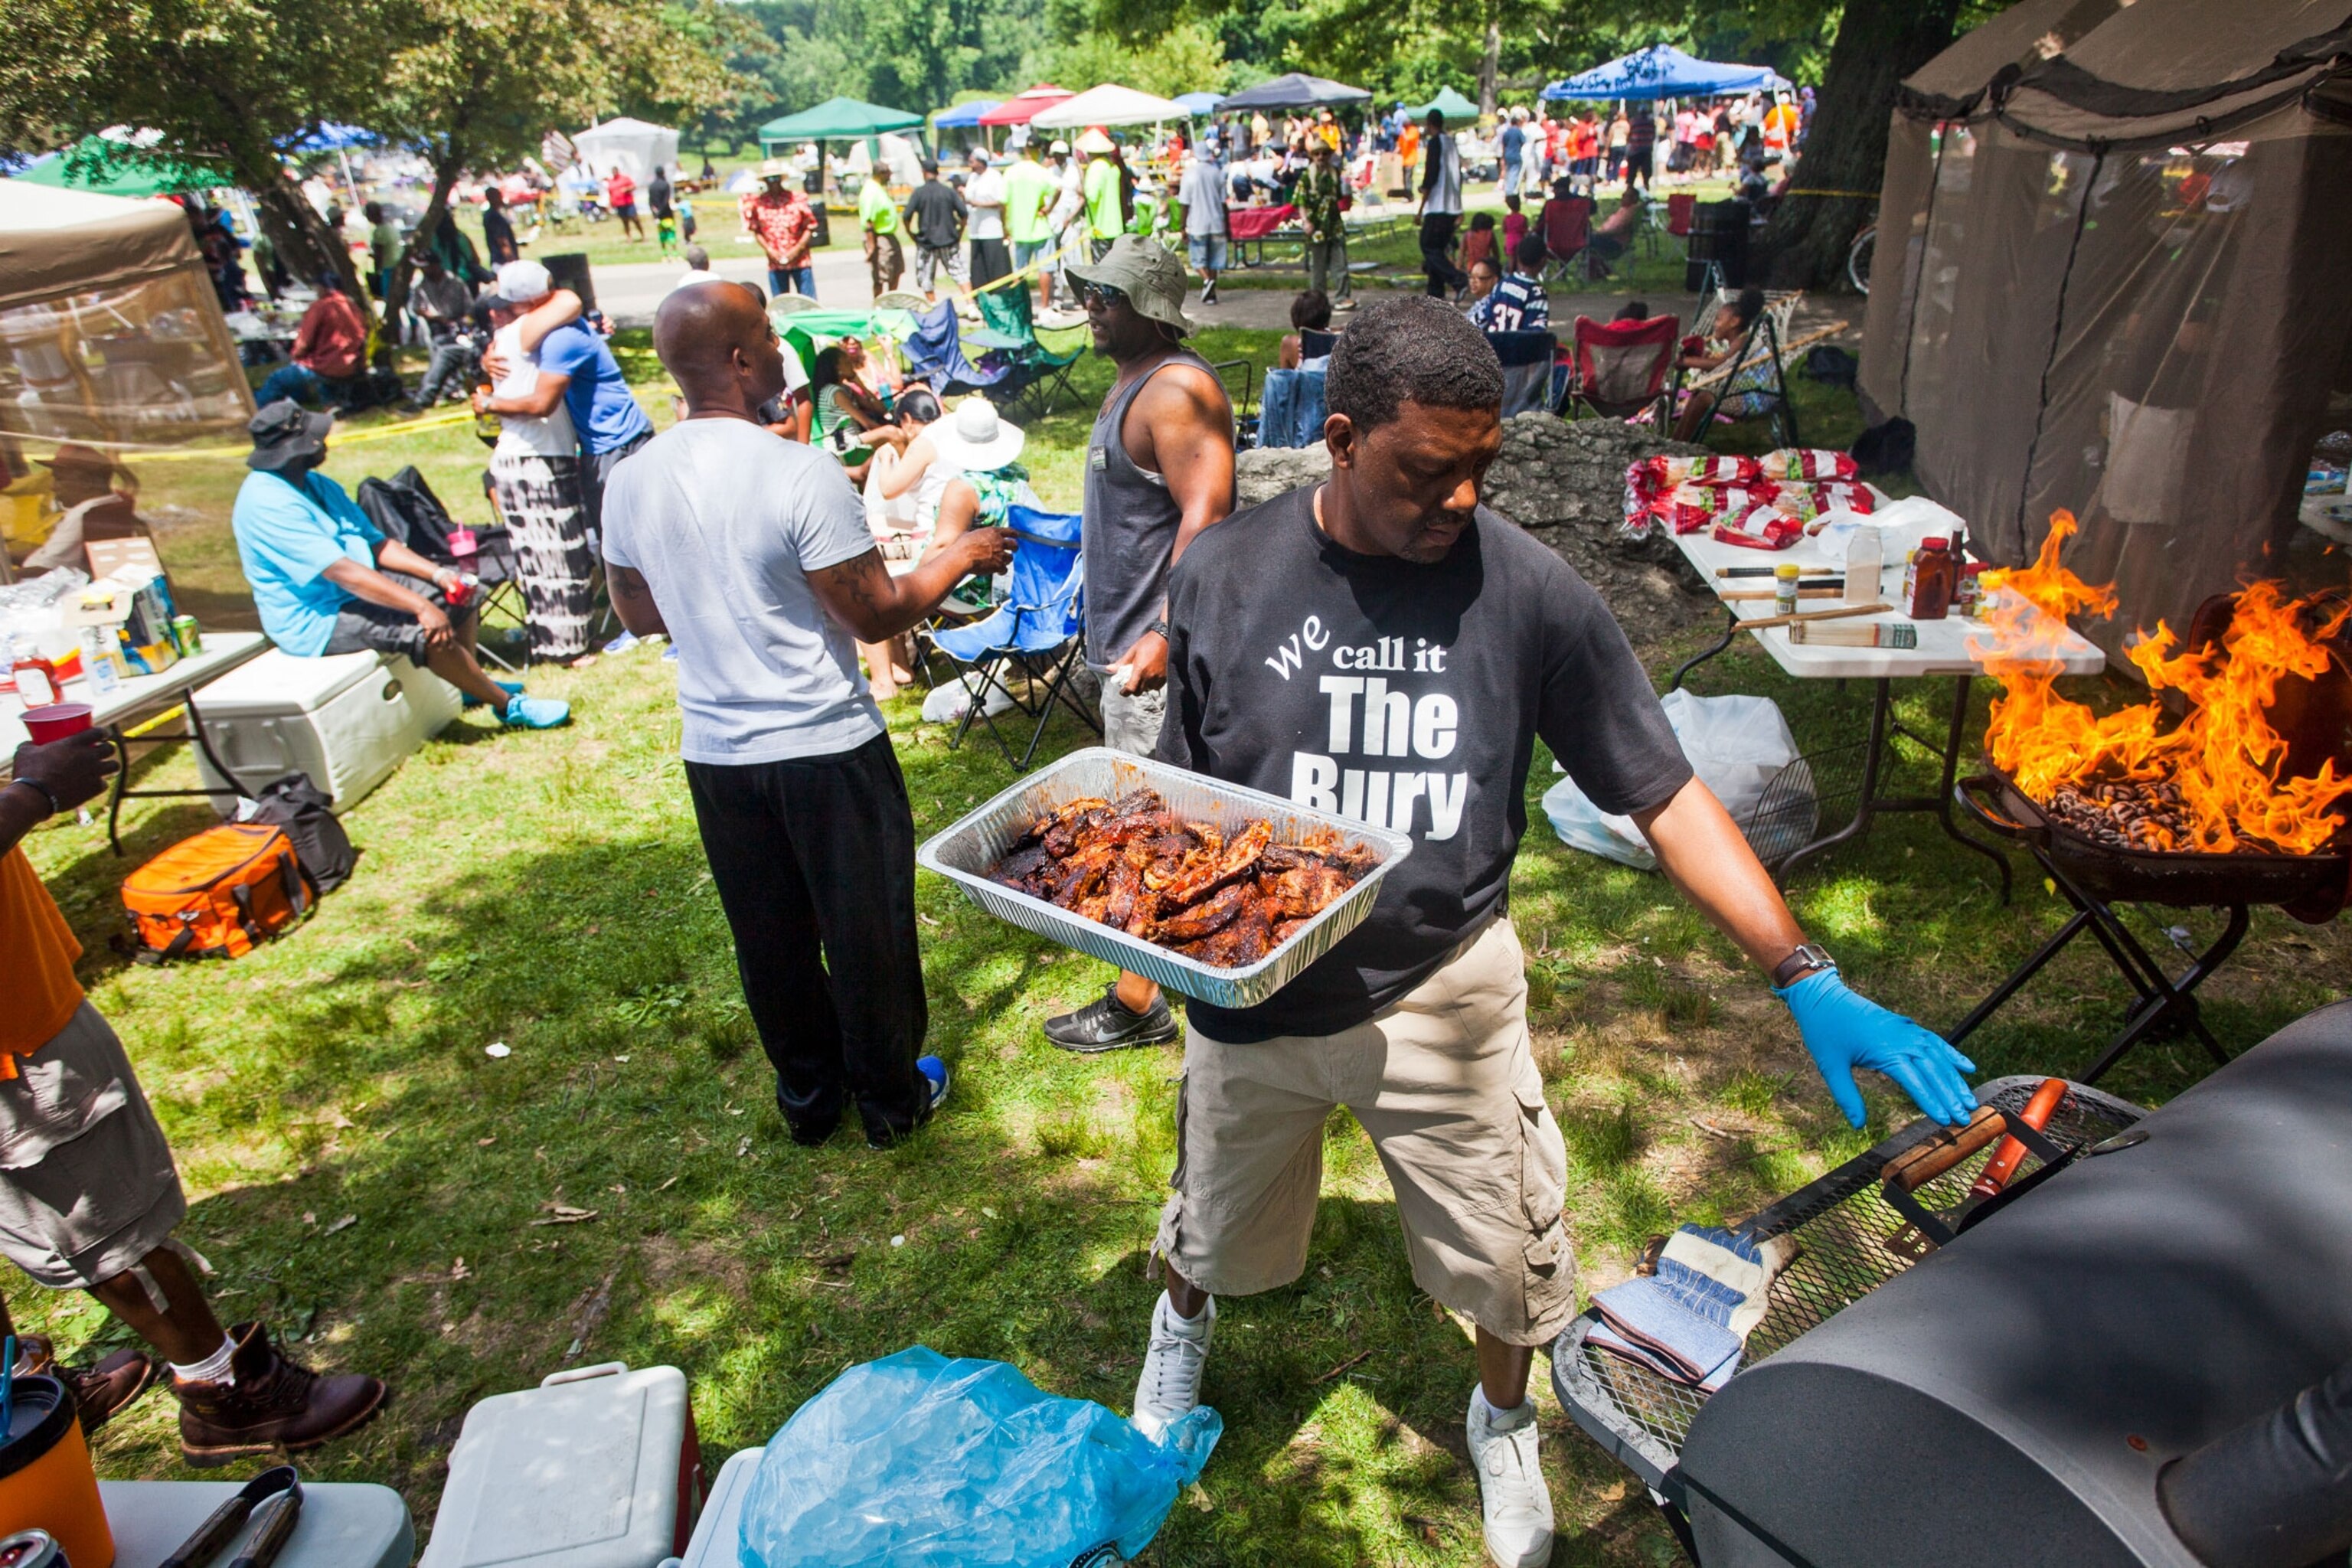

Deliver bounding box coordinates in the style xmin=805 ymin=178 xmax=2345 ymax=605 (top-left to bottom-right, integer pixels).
xmin=933 ymin=100 xmax=1001 ymax=128
xmin=1543 ymin=44 xmax=1780 ymax=101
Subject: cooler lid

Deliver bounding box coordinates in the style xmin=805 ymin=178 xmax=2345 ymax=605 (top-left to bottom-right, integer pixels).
xmin=420 ymin=1363 xmax=691 ymax=1568
xmin=194 ymin=648 xmax=387 ymax=717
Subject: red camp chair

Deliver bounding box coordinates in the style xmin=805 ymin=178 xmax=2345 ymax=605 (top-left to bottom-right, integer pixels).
xmin=1560 ymin=314 xmax=1681 ymax=425
xmin=1666 ymin=193 xmax=1696 ymax=247
xmin=1540 ymin=197 xmax=1592 ymax=284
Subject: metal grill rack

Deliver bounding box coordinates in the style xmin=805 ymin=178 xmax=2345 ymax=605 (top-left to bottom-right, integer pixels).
xmin=1554 ymin=1075 xmax=2148 ymax=1503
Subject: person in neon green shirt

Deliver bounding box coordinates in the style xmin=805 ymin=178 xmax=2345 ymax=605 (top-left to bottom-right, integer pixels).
xmin=1003 ymin=142 xmax=1057 ymax=304
xmin=1080 ymin=130 xmax=1126 ymax=259
xmin=859 ymin=175 xmax=903 ymax=299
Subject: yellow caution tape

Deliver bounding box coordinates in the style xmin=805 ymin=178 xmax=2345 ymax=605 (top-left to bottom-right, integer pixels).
xmin=16 ymin=407 xmax=481 ymax=466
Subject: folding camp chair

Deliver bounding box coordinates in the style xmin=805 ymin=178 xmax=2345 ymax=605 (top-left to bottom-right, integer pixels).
xmin=969 ymin=286 xmax=1086 ymax=421
xmin=1656 ymin=192 xmax=1697 ymax=258
xmin=1207 ymin=358 xmax=1259 ymax=449
xmin=356 ymin=466 xmax=531 ymax=671
xmin=927 ymin=505 xmax=1100 ymax=769
xmin=1256 ymin=367 xmax=1326 ymax=449
xmin=1539 ymin=197 xmax=1591 ymax=284
xmin=903 ymin=299 xmax=1011 ymax=398
xmin=1673 ymin=291 xmax=1804 ymax=448
xmin=1488 ymin=330 xmax=1557 ymax=417
xmin=1560 ymin=314 xmax=1680 ymax=424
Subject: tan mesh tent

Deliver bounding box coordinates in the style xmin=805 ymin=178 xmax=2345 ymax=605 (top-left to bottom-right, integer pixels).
xmin=1857 ymin=0 xmax=2352 ymax=653
xmin=0 ymin=182 xmax=253 ymax=452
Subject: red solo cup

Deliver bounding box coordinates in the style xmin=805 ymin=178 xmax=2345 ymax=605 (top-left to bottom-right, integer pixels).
xmin=22 ymin=703 xmax=94 ymax=744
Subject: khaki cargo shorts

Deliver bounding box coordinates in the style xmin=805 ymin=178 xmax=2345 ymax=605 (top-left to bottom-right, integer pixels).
xmin=0 ymin=1002 xmax=187 ymax=1289
xmin=1152 ymin=916 xmax=1576 ymax=1347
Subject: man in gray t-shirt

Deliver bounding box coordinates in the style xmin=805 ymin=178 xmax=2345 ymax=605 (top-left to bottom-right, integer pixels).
xmin=603 ymin=282 xmax=1013 ymax=1148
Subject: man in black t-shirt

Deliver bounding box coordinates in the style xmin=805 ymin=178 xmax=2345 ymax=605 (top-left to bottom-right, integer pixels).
xmin=1129 ymin=297 xmax=1978 ymax=1568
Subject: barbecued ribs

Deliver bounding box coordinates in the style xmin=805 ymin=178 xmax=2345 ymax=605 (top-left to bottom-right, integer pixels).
xmin=986 ymin=788 xmax=1374 ymax=966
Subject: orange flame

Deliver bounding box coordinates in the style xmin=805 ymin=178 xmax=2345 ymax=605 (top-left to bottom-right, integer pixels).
xmin=1975 ymin=511 xmax=2352 ymax=855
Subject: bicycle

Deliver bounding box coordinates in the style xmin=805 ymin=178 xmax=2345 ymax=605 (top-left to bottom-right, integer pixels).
xmin=1847 ymin=219 xmax=1877 ymax=295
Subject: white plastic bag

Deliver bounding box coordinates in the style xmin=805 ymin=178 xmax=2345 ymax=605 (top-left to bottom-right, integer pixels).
xmin=1544 ymin=691 xmax=1808 ymax=871
xmin=920 ymin=673 xmax=1017 ymax=725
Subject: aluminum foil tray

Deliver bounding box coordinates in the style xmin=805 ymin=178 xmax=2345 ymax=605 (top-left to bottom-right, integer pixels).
xmin=917 ymin=747 xmax=1413 ymax=1010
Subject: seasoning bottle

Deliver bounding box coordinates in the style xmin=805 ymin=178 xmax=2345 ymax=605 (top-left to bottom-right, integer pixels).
xmin=11 ymin=650 xmax=62 ymax=707
xmin=1955 ymin=563 xmax=1987 ymax=618
xmin=1905 ymin=536 xmax=1956 ymax=619
xmin=1773 ymin=561 xmax=1803 ymax=616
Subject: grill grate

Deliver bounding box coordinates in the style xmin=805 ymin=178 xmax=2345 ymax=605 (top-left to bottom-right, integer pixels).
xmin=1554 ymin=1076 xmax=2147 ymax=1488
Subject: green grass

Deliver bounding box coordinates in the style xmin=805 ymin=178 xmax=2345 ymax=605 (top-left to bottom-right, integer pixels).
xmin=19 ymin=323 xmax=2346 ymax=1564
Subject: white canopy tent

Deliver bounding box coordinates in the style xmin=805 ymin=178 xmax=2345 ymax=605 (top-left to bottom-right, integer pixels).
xmin=1031 ymin=84 xmax=1187 ymax=129
xmin=571 ymin=117 xmax=681 ymax=181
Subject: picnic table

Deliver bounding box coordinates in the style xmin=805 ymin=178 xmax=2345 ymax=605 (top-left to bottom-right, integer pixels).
xmin=1665 ymin=515 xmax=2103 ymax=893
xmin=3 ymin=628 xmax=271 ymax=853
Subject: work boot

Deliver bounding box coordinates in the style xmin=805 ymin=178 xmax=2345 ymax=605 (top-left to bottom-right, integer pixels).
xmin=173 ymin=1321 xmax=388 ymax=1468
xmin=12 ymin=1334 xmax=158 ymax=1434
xmin=1044 ymin=985 xmax=1180 ymax=1054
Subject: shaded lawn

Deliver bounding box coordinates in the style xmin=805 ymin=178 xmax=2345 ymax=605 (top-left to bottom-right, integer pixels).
xmin=17 ymin=604 xmax=2344 ymax=1564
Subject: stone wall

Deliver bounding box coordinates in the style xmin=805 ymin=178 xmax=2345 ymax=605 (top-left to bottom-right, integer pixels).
xmin=1233 ymin=413 xmax=1717 ymax=650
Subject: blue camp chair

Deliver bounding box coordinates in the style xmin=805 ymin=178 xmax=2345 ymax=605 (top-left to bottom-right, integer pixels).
xmin=1256 ymin=367 xmax=1326 ymax=449
xmin=904 ymin=300 xmax=1011 ymax=398
xmin=927 ymin=505 xmax=1099 ymax=768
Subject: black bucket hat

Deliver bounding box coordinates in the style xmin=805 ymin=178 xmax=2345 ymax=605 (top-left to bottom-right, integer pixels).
xmin=246 ymin=399 xmax=334 ymax=472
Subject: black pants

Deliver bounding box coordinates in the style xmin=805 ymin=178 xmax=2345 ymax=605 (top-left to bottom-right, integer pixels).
xmin=1420 ymin=211 xmax=1467 ymax=298
xmin=686 ymin=733 xmax=930 ymax=1145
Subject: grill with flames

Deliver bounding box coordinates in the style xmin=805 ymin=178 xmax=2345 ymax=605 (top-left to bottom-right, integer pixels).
xmin=1971 ymin=511 xmax=2352 ymax=916
xmin=1949 ymin=513 xmax=2351 ymax=1080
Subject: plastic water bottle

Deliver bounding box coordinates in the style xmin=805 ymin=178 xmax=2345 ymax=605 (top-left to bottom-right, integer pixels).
xmin=80 ymin=629 xmax=122 ymax=697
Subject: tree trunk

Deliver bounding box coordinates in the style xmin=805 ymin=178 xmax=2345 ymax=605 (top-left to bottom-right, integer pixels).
xmin=1478 ymin=1 xmax=1501 ymax=118
xmin=249 ymin=170 xmax=363 ymax=310
xmin=1753 ymin=0 xmax=1961 ymax=290
xmin=384 ymin=154 xmax=464 ymax=328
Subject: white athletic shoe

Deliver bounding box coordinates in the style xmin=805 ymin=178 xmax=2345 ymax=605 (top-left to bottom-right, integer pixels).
xmin=1467 ymin=1387 xmax=1556 ymax=1567
xmin=1131 ymin=1292 xmax=1214 ymax=1442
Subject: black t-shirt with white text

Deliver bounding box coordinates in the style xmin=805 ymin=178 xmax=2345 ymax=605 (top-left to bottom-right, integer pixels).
xmin=1160 ymin=483 xmax=1693 ymax=1041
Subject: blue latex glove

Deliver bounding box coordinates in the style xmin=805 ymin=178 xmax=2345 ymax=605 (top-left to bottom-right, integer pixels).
xmin=1775 ymin=967 xmax=1977 ymax=1129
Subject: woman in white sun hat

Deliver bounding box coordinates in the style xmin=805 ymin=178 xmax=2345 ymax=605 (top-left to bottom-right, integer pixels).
xmin=923 ymin=396 xmax=1040 ymax=564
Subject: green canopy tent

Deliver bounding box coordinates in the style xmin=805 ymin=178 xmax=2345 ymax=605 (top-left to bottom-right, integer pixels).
xmin=756 ymin=97 xmax=928 ymax=247
xmin=1407 ymin=87 xmax=1481 ymax=126
xmin=15 ymin=138 xmax=230 ymax=198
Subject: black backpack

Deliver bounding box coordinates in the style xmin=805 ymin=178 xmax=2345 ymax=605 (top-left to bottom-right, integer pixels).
xmin=245 ymin=773 xmax=358 ymax=895
xmin=1851 ymin=416 xmax=1917 ymax=479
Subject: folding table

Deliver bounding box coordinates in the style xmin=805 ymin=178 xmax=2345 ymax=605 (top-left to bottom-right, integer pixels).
xmin=2 ymin=629 xmax=272 ymax=852
xmin=1664 ymin=526 xmax=2103 ymax=895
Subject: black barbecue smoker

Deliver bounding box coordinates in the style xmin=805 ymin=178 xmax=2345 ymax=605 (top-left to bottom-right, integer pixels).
xmin=1555 ymin=1000 xmax=2352 ymax=1567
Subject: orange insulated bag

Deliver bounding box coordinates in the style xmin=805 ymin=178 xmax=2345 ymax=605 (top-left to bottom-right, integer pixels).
xmin=121 ymin=822 xmax=313 ymax=962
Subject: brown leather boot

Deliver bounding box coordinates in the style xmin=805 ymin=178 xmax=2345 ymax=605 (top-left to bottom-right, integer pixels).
xmin=12 ymin=1334 xmax=159 ymax=1434
xmin=172 ymin=1321 xmax=388 ymax=1467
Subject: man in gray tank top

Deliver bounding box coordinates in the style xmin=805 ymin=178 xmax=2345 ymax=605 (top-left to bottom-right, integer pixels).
xmin=1046 ymin=234 xmax=1236 ymax=1054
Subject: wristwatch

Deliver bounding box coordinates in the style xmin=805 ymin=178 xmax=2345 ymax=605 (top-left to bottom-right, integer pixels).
xmin=7 ymin=777 xmax=60 ymax=821
xmin=1147 ymin=619 xmax=1169 ymax=639
xmin=1769 ymin=942 xmax=1834 ymax=988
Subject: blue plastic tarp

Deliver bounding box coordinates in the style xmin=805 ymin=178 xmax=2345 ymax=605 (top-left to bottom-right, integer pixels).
xmin=934 ymin=100 xmax=1002 ymax=128
xmin=1544 ymin=44 xmax=1780 ymax=102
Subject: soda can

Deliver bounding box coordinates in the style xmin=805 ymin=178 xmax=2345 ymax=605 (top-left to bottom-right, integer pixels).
xmin=171 ymin=615 xmax=202 ymax=658
xmin=0 ymin=1528 xmax=68 ymax=1567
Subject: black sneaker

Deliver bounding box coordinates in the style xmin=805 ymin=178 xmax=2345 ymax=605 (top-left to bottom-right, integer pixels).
xmin=1044 ymin=985 xmax=1180 ymax=1054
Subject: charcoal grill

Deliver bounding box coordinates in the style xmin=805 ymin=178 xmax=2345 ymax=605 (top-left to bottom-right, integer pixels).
xmin=1555 ymin=1075 xmax=2146 ymax=1554
xmin=1945 ymin=765 xmax=2350 ymax=1082
xmin=1556 ymin=1001 xmax=2352 ymax=1566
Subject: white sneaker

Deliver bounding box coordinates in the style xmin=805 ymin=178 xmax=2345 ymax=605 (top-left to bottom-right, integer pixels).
xmin=1467 ymin=1387 xmax=1555 ymax=1567
xmin=1132 ymin=1292 xmax=1214 ymax=1441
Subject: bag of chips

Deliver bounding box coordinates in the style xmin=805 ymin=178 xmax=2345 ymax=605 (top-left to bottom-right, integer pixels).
xmin=1668 ymin=482 xmax=1780 ymax=534
xmin=1712 ymin=503 xmax=1805 ymax=550
xmin=1759 ymin=448 xmax=1859 ymax=482
xmin=1633 ymin=452 xmax=1763 ymax=492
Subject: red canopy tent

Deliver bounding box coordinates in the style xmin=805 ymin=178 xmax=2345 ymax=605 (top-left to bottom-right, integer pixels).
xmin=980 ymin=86 xmax=1073 ymax=127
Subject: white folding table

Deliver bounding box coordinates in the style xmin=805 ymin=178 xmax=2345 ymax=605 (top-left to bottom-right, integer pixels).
xmin=1664 ymin=524 xmax=2104 ymax=893
xmin=2 ymin=629 xmax=272 ymax=852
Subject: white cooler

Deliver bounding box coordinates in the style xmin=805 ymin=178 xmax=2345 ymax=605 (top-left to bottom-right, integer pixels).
xmin=420 ymin=1362 xmax=704 ymax=1568
xmin=193 ymin=648 xmax=461 ymax=814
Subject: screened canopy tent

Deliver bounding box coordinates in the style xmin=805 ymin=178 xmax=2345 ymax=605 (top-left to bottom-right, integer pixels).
xmin=1406 ymin=87 xmax=1481 ymax=125
xmin=979 ymin=86 xmax=1073 ymax=127
xmin=1031 ymin=85 xmax=1187 ymax=129
xmin=0 ymin=182 xmax=252 ymax=452
xmin=1219 ymin=74 xmax=1371 ymax=110
xmin=759 ymin=97 xmax=926 ymax=151
xmin=1856 ymin=0 xmax=2352 ymax=656
xmin=1543 ymin=44 xmax=1780 ymax=102
xmin=15 ymin=137 xmax=230 ymax=198
xmin=572 ymin=117 xmax=681 ymax=181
